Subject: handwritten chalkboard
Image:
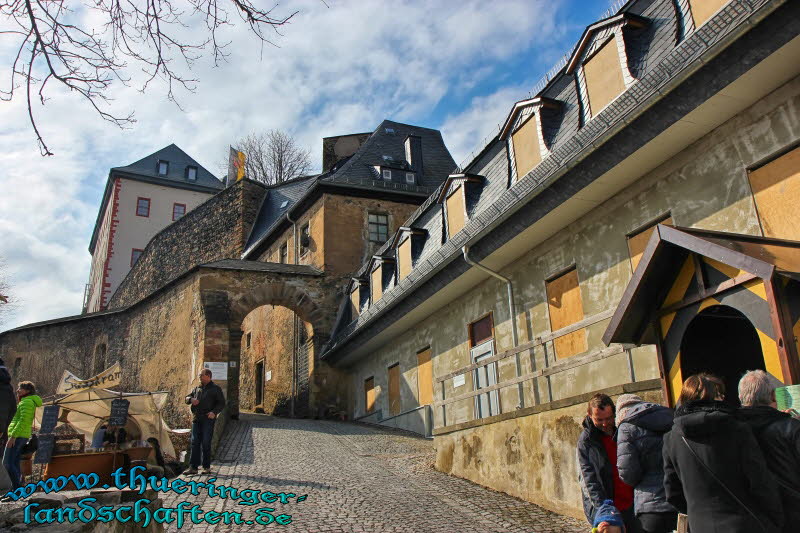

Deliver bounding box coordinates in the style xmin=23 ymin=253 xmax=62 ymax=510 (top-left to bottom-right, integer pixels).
xmin=34 ymin=434 xmax=55 ymax=465
xmin=40 ymin=405 xmax=60 ymax=435
xmin=109 ymin=398 xmax=130 ymax=426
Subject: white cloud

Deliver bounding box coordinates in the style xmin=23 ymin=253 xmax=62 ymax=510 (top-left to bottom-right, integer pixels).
xmin=0 ymin=0 xmax=597 ymax=330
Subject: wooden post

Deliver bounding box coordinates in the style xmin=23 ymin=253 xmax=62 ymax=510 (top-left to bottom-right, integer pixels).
xmin=676 ymin=513 xmax=689 ymax=533
xmin=764 ymin=275 xmax=800 ymax=384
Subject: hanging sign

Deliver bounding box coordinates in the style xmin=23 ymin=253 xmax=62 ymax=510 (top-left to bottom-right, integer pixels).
xmin=56 ymin=362 xmax=122 ymax=395
xmin=34 ymin=435 xmax=56 ymax=465
xmin=40 ymin=405 xmax=60 ymax=435
xmin=109 ymin=399 xmax=130 ymax=427
xmin=203 ymin=361 xmax=228 ymax=381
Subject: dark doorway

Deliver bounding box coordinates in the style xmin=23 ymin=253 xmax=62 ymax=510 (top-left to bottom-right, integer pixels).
xmin=679 ymin=305 xmax=765 ymax=406
xmin=254 ymin=361 xmax=264 ymax=406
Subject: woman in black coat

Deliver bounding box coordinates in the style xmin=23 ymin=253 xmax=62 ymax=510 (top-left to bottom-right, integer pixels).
xmin=662 ymin=373 xmax=783 ymax=533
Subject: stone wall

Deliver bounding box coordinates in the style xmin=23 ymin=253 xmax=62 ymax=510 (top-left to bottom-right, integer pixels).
xmin=110 ymin=180 xmax=266 ymax=309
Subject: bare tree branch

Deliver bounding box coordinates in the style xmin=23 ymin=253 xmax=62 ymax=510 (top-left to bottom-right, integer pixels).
xmin=226 ymin=129 xmax=312 ymax=185
xmin=0 ymin=0 xmax=298 ymax=155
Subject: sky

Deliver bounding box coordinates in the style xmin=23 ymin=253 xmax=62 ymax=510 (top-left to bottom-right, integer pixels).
xmin=0 ymin=0 xmax=617 ymax=331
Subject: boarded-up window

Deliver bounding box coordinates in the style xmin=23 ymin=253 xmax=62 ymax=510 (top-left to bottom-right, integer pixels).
xmin=546 ymin=268 xmax=588 ymax=358
xmin=469 ymin=314 xmax=494 ymax=347
xmin=398 ymin=237 xmax=412 ymax=280
xmin=388 ymin=364 xmax=401 ymax=416
xmin=690 ymin=0 xmax=729 ymax=28
xmin=749 ymin=146 xmax=800 ymax=241
xmin=371 ymin=266 xmax=383 ymax=302
xmin=627 ymin=216 xmax=673 ymax=271
xmin=365 ymin=377 xmax=375 ymax=413
xmin=445 ymin=186 xmax=466 ymax=237
xmin=512 ymin=115 xmax=542 ymax=180
xmin=583 ymin=38 xmax=626 ymax=117
xmin=350 ymin=286 xmax=360 ymax=318
xmin=417 ymin=349 xmax=433 ymax=406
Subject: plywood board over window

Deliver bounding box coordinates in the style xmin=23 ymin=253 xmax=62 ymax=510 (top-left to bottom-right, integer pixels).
xmin=512 ymin=115 xmax=542 ymax=180
xmin=690 ymin=0 xmax=729 ymax=28
xmin=364 ymin=377 xmax=375 ymax=413
xmin=628 ymin=216 xmax=673 ymax=271
xmin=388 ymin=364 xmax=401 ymax=417
xmin=417 ymin=349 xmax=433 ymax=406
xmin=546 ymin=268 xmax=588 ymax=358
xmin=350 ymin=287 xmax=360 ymax=318
xmin=371 ymin=266 xmax=383 ymax=302
xmin=749 ymin=145 xmax=800 ymax=241
xmin=583 ymin=38 xmax=626 ymax=117
xmin=445 ymin=186 xmax=466 ymax=237
xmin=398 ymin=237 xmax=412 ymax=280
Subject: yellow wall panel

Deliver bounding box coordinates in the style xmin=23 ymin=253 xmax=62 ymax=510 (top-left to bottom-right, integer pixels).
xmin=628 ymin=217 xmax=673 ymax=271
xmin=398 ymin=238 xmax=412 ymax=280
xmin=546 ymin=269 xmax=588 ymax=358
xmin=417 ymin=349 xmax=433 ymax=406
xmin=371 ymin=267 xmax=382 ymax=302
xmin=690 ymin=0 xmax=729 ymax=28
xmin=388 ymin=364 xmax=401 ymax=416
xmin=446 ymin=186 xmax=466 ymax=237
xmin=365 ymin=377 xmax=375 ymax=413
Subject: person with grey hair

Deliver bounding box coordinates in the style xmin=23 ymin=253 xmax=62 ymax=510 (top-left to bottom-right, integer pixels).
xmin=737 ymin=370 xmax=800 ymax=533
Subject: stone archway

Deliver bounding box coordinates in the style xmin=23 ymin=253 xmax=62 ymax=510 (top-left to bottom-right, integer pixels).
xmin=194 ymin=261 xmax=343 ymax=419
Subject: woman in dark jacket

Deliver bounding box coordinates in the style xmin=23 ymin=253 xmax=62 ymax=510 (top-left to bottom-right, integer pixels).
xmin=662 ymin=373 xmax=783 ymax=533
xmin=615 ymin=394 xmax=677 ymax=533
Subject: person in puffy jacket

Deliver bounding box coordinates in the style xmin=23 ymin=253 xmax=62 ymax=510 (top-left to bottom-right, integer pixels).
xmin=662 ymin=373 xmax=782 ymax=533
xmin=615 ymin=394 xmax=677 ymax=533
xmin=737 ymin=370 xmax=800 ymax=533
xmin=3 ymin=381 xmax=42 ymax=489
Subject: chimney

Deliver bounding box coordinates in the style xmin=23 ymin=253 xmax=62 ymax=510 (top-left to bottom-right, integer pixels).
xmin=405 ymin=135 xmax=423 ymax=175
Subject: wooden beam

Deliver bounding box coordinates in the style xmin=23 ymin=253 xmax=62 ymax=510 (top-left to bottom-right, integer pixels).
xmin=658 ymin=272 xmax=757 ymax=317
xmin=764 ymin=274 xmax=800 ymax=384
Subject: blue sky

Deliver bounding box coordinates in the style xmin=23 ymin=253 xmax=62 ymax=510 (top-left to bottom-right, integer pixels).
xmin=0 ymin=0 xmax=616 ymax=330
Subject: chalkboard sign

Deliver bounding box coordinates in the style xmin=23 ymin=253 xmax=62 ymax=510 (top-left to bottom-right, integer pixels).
xmin=109 ymin=398 xmax=130 ymax=427
xmin=40 ymin=405 xmax=60 ymax=435
xmin=34 ymin=434 xmax=55 ymax=465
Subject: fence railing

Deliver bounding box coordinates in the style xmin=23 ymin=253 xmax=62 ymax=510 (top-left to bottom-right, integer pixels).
xmin=434 ymin=308 xmax=636 ymax=428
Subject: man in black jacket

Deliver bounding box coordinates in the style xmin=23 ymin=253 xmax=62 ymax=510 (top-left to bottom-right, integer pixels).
xmin=577 ymin=393 xmax=634 ymax=529
xmin=738 ymin=370 xmax=800 ymax=533
xmin=184 ymin=368 xmax=226 ymax=474
xmin=0 ymin=358 xmax=17 ymax=449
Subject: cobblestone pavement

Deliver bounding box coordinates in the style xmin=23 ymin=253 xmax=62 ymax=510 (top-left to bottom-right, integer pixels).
xmin=162 ymin=415 xmax=585 ymax=532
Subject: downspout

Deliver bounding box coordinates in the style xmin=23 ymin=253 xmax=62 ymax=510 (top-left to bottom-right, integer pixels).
xmin=462 ymin=245 xmax=524 ymax=409
xmin=286 ymin=212 xmax=298 ymax=418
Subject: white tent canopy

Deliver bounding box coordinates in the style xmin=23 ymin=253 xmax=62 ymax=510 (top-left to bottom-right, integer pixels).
xmin=35 ymin=388 xmax=176 ymax=458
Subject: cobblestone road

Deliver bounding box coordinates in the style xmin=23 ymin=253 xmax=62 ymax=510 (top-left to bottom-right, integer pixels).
xmin=163 ymin=415 xmax=585 ymax=532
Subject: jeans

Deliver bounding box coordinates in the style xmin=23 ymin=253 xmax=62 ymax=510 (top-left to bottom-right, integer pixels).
xmin=190 ymin=417 xmax=215 ymax=469
xmin=2 ymin=437 xmax=28 ymax=489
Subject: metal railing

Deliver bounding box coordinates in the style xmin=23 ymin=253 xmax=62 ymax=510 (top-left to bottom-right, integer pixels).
xmin=434 ymin=308 xmax=636 ymax=428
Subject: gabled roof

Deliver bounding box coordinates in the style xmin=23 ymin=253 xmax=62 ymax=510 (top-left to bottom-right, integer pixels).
xmin=498 ymin=97 xmax=562 ymax=140
xmin=565 ymin=13 xmax=649 ymax=74
xmin=89 ymin=144 xmax=223 ymax=253
xmin=111 ymin=144 xmax=223 ymax=191
xmin=603 ymin=225 xmax=800 ymax=346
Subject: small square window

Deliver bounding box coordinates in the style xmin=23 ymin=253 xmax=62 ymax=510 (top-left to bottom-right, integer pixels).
xmin=405 ymin=172 xmax=415 ymax=184
xmin=368 ymin=213 xmax=389 ymax=244
xmin=157 ymin=160 xmax=169 ymax=176
xmin=279 ymin=243 xmax=288 ymax=264
xmin=172 ymin=203 xmax=186 ymax=221
xmin=186 ymin=166 xmax=197 ymax=181
xmin=136 ymin=197 xmax=150 ymax=217
xmin=300 ymin=224 xmax=310 ymax=256
xmin=130 ymin=248 xmax=144 ymax=267
xmin=382 ymin=169 xmax=392 ymax=180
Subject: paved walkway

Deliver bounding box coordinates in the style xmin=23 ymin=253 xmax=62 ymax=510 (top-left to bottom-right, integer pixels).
xmin=163 ymin=415 xmax=585 ymax=532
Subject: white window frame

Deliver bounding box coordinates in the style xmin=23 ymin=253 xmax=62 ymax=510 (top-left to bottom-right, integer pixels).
xmin=405 ymin=172 xmax=415 ymax=184
xmin=471 ymin=339 xmax=499 ymax=419
xmin=382 ymin=169 xmax=392 ymax=180
xmin=157 ymin=160 xmax=169 ymax=175
xmin=186 ymin=166 xmax=197 ymax=181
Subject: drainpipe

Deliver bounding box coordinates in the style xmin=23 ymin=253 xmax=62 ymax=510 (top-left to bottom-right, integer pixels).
xmin=462 ymin=245 xmax=524 ymax=409
xmin=286 ymin=212 xmax=298 ymax=418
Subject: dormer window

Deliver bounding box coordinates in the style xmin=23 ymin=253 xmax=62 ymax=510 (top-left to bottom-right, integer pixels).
xmin=382 ymin=169 xmax=392 ymax=180
xmin=582 ymin=38 xmax=626 ymax=117
xmin=445 ymin=185 xmax=466 ymax=237
xmin=405 ymin=172 xmax=415 ymax=184
xmin=157 ymin=160 xmax=169 ymax=176
xmin=186 ymin=166 xmax=197 ymax=181
xmin=371 ymin=264 xmax=383 ymax=303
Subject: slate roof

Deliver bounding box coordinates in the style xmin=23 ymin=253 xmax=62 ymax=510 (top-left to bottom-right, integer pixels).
xmin=111 ymin=144 xmax=223 ymax=191
xmin=244 ymin=175 xmax=319 ymax=250
xmin=242 ymin=120 xmax=456 ymax=257
xmin=202 ymin=259 xmax=323 ymax=276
